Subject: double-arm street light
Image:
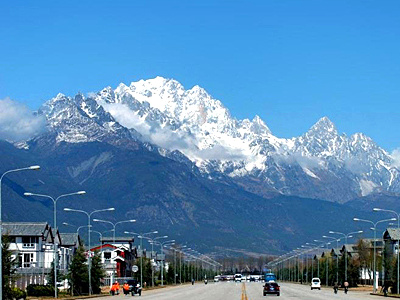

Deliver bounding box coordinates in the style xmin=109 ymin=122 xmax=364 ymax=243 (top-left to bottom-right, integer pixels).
xmin=0 ymin=165 xmax=40 ymax=300
xmin=374 ymin=208 xmax=400 ymax=294
xmin=150 ymin=239 xmax=175 ymax=286
xmin=141 ymin=235 xmax=168 ymax=287
xmin=63 ymin=222 xmax=93 ymax=235
xmin=93 ymin=218 xmax=136 ymax=243
xmin=323 ymin=235 xmax=346 ymax=283
xmin=24 ymin=190 xmax=86 ymax=298
xmin=329 ymin=230 xmax=363 ymax=282
xmin=124 ymin=230 xmax=158 ymax=287
xmin=64 ymin=207 xmax=115 ymax=295
xmin=305 ymin=242 xmax=319 ymax=279
xmin=354 ymin=217 xmax=396 ymax=293
xmin=313 ymin=240 xmax=330 ymax=278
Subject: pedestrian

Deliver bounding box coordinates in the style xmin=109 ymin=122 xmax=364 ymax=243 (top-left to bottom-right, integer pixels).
xmin=333 ymin=282 xmax=338 ymax=294
xmin=383 ymin=281 xmax=388 ymax=297
xmin=123 ymin=282 xmax=130 ymax=296
xmin=344 ymin=281 xmax=349 ymax=294
xmin=110 ymin=281 xmax=119 ymax=296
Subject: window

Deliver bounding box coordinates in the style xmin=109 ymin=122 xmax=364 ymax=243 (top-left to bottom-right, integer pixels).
xmin=22 ymin=237 xmax=38 ymax=248
xmin=23 ymin=253 xmax=34 ymax=268
xmin=104 ymin=252 xmax=111 ymax=261
xmin=18 ymin=254 xmax=22 ymax=268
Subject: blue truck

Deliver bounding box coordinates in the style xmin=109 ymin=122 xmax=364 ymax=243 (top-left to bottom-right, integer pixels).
xmin=265 ymin=272 xmax=277 ymax=282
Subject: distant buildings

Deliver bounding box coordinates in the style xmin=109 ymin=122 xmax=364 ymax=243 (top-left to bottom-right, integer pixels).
xmin=2 ymin=222 xmax=81 ymax=289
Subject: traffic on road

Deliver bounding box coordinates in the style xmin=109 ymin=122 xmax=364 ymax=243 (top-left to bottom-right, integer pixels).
xmin=102 ymin=281 xmax=379 ymax=300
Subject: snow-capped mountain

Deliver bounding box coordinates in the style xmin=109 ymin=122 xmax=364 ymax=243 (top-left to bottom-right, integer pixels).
xmin=36 ymin=77 xmax=400 ymax=202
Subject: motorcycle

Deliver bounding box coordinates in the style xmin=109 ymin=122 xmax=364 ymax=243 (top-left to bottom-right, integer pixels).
xmin=132 ymin=283 xmax=142 ymax=296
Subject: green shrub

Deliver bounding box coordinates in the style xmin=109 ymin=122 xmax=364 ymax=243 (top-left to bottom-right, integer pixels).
xmin=26 ymin=284 xmax=55 ymax=296
xmin=11 ymin=287 xmax=26 ymax=299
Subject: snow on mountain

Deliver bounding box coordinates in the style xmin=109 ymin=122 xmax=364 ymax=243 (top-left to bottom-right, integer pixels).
xmin=37 ymin=77 xmax=400 ymax=201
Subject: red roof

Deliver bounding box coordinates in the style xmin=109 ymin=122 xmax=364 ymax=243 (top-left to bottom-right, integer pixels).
xmin=91 ymin=244 xmax=117 ymax=251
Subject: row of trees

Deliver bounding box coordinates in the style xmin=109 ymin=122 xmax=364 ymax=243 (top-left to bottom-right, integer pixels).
xmin=275 ymin=239 xmax=398 ymax=288
xmin=130 ymin=257 xmax=218 ymax=286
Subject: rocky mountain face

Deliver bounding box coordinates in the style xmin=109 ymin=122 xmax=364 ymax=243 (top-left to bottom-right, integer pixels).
xmin=0 ymin=139 xmax=374 ymax=255
xmin=32 ymin=77 xmax=399 ymax=203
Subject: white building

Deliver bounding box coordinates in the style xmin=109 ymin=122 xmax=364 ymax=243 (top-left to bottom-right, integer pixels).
xmin=2 ymin=222 xmax=81 ymax=288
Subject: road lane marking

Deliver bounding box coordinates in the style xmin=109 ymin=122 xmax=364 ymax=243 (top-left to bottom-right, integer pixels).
xmin=241 ymin=282 xmax=248 ymax=300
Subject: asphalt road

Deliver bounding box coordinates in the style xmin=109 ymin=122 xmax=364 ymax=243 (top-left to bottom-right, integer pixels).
xmin=102 ymin=281 xmax=380 ymax=300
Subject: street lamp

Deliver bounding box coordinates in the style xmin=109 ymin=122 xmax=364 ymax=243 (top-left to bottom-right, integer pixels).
xmin=150 ymin=240 xmax=175 ymax=286
xmin=329 ymin=230 xmax=363 ymax=282
xmin=24 ymin=190 xmax=86 ymax=298
xmin=62 ymin=222 xmax=93 ymax=235
xmin=64 ymin=207 xmax=114 ymax=295
xmin=374 ymin=208 xmax=400 ymax=294
xmin=313 ymin=240 xmax=329 ymax=278
xmin=93 ymin=218 xmax=136 ymax=243
xmin=124 ymin=230 xmax=158 ymax=287
xmin=0 ymin=165 xmax=40 ymax=300
xmin=90 ymin=230 xmax=103 ymax=243
xmin=141 ymin=235 xmax=168 ymax=287
xmin=354 ymin=217 xmax=396 ymax=293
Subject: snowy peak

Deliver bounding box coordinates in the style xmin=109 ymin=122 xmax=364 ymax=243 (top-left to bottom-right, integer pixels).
xmin=250 ymin=115 xmax=272 ymax=135
xmin=35 ymin=77 xmax=400 ymax=202
xmin=308 ymin=116 xmax=338 ymax=136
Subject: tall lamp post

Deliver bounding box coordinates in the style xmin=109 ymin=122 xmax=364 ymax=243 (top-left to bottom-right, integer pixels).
xmin=306 ymin=243 xmax=319 ymax=279
xmin=179 ymin=246 xmax=188 ymax=284
xmin=93 ymin=219 xmax=136 ymax=244
xmin=329 ymin=230 xmax=363 ymax=283
xmin=0 ymin=165 xmax=40 ymax=300
xmin=354 ymin=217 xmax=396 ymax=293
xmin=124 ymin=230 xmax=158 ymax=287
xmin=63 ymin=222 xmax=93 ymax=235
xmin=142 ymin=235 xmax=168 ymax=287
xmin=24 ymin=190 xmax=86 ymax=298
xmin=323 ymin=235 xmax=345 ymax=283
xmin=151 ymin=240 xmax=175 ymax=286
xmin=374 ymin=208 xmax=400 ymax=294
xmin=64 ymin=207 xmax=115 ymax=295
xmin=313 ymin=240 xmax=330 ymax=278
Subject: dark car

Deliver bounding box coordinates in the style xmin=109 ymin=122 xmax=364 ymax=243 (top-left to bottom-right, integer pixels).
xmin=126 ymin=280 xmax=142 ymax=296
xmin=263 ymin=282 xmax=280 ymax=296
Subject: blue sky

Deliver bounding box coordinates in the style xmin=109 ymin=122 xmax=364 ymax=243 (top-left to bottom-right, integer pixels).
xmin=1 ymin=0 xmax=399 ymax=150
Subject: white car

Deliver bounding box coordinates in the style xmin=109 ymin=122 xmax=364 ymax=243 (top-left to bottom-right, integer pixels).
xmin=311 ymin=277 xmax=321 ymax=290
xmin=214 ymin=275 xmax=220 ymax=282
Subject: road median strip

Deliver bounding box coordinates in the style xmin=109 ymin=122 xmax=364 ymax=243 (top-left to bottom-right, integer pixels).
xmin=241 ymin=282 xmax=248 ymax=300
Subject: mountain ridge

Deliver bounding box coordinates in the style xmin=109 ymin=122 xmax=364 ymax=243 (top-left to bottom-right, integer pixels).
xmin=21 ymin=76 xmax=400 ymax=202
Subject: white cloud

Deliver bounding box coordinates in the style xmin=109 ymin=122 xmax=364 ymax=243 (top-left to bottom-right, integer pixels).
xmin=0 ymin=98 xmax=46 ymax=141
xmin=99 ymin=101 xmax=246 ymax=161
xmin=392 ymin=149 xmax=400 ymax=168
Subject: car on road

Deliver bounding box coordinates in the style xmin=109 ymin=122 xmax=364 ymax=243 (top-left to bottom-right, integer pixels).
xmin=263 ymin=281 xmax=280 ymax=296
xmin=234 ymin=274 xmax=243 ymax=282
xmin=214 ymin=275 xmax=221 ymax=282
xmin=311 ymin=278 xmax=321 ymax=290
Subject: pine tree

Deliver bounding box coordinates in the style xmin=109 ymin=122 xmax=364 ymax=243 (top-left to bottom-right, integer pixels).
xmin=68 ymin=246 xmax=88 ymax=295
xmin=2 ymin=235 xmax=16 ymax=300
xmin=91 ymin=250 xmax=105 ymax=294
xmin=47 ymin=261 xmax=63 ymax=287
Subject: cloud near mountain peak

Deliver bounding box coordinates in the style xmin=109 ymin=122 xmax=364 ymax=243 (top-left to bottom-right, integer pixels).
xmin=0 ymin=97 xmax=46 ymax=142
